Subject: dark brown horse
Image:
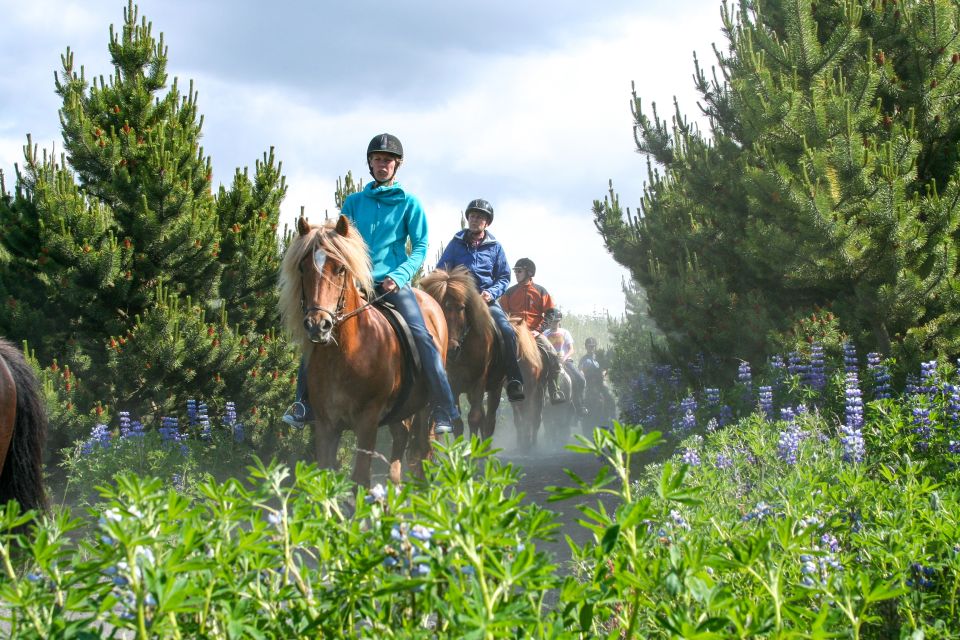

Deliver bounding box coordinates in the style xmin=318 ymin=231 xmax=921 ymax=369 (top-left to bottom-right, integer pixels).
xmin=0 ymin=338 xmax=48 ymax=515
xmin=420 ymin=267 xmax=505 ymax=439
xmin=279 ymin=216 xmax=448 ymax=486
xmin=508 ymin=321 xmax=550 ymax=451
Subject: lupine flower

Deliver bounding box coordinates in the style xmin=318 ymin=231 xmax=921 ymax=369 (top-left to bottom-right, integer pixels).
xmin=842 ymin=340 xmax=858 ymax=373
xmin=676 ymin=395 xmax=697 ymax=432
xmin=919 ymin=360 xmax=938 ymax=397
xmin=172 ymin=473 xmax=185 ymax=492
xmin=738 ymin=361 xmax=752 ymax=387
xmin=867 ymin=352 xmax=891 ymax=399
xmin=119 ymin=412 xmax=145 ymax=439
xmin=198 ymin=401 xmax=211 ymax=440
xmin=777 ymin=425 xmax=802 ymax=464
xmin=705 ymin=388 xmax=720 ymax=405
xmin=159 ymin=416 xmax=188 ymax=455
xmin=82 ymin=423 xmax=112 ymax=455
xmin=758 ymin=386 xmax=774 ymax=418
xmin=788 ymin=351 xmax=807 ymax=378
xmin=840 ymin=372 xmax=865 ymax=463
xmin=905 ymin=373 xmax=920 ymax=396
xmin=714 ymin=452 xmax=733 ymax=469
xmin=680 ymin=447 xmax=701 ymax=466
xmin=912 ymin=404 xmax=932 ymax=452
xmin=366 ymin=483 xmax=387 ymax=504
xmin=807 ymin=344 xmax=826 ymax=392
xmin=719 ymin=405 xmax=734 ymax=427
xmin=706 ymin=417 xmax=719 ymax=433
xmin=187 ymin=399 xmax=197 ymax=426
xmin=907 ymin=563 xmax=936 ymax=590
xmin=222 ymin=400 xmax=244 ymax=443
xmin=743 ymin=501 xmax=774 ymax=522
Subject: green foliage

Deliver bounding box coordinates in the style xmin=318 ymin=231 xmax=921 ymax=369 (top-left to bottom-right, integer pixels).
xmin=0 ymin=2 xmax=297 ymax=444
xmin=596 ymin=0 xmax=960 ymax=375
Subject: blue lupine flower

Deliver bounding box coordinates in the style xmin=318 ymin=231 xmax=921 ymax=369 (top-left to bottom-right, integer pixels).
xmin=758 ymin=386 xmax=774 ymax=418
xmin=719 ymin=405 xmax=734 ymax=427
xmin=840 ymin=373 xmax=865 ymax=463
xmin=919 ymin=360 xmax=938 ymax=397
xmin=186 ymin=399 xmax=197 ymax=426
xmin=82 ymin=423 xmax=112 ymax=455
xmin=738 ymin=361 xmax=752 ymax=387
xmin=714 ymin=452 xmax=733 ymax=469
xmin=912 ymin=404 xmax=932 ymax=452
xmin=867 ymin=352 xmax=892 ymax=399
xmin=743 ymin=501 xmax=773 ymax=522
xmin=705 ymin=388 xmax=720 ymax=405
xmin=366 ymin=483 xmax=387 ymax=504
xmin=777 ymin=425 xmax=801 ymax=464
xmin=198 ymin=401 xmax=211 ymax=440
xmin=905 ymin=373 xmax=920 ymax=396
xmin=172 ymin=473 xmax=185 ymax=492
xmin=908 ymin=563 xmax=936 ymax=589
xmin=842 ymin=340 xmax=858 ymax=373
xmin=820 ymin=533 xmax=840 ymax=553
xmin=680 ymin=447 xmax=700 ymax=466
xmin=807 ymin=344 xmax=826 ymax=392
xmin=788 ymin=351 xmax=807 ymax=378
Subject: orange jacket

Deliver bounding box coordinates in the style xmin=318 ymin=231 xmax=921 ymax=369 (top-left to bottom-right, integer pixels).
xmin=499 ymin=280 xmax=555 ymax=332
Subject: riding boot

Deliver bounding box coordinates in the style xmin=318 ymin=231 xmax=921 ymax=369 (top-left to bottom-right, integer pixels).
xmin=490 ymin=303 xmax=524 ymax=401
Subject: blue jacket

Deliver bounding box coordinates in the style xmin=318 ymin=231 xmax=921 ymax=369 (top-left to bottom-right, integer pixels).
xmin=436 ymin=229 xmax=511 ymax=299
xmin=342 ymin=181 xmax=428 ymax=289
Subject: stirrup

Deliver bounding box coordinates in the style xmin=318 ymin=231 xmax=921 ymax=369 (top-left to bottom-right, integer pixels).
xmin=282 ymin=402 xmax=307 ymax=428
xmin=549 ymin=388 xmax=567 ymax=405
xmin=506 ymin=379 xmax=525 ymax=402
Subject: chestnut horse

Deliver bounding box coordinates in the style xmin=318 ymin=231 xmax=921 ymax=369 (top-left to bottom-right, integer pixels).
xmin=279 ymin=216 xmax=447 ymax=486
xmin=0 ymin=338 xmax=47 ymax=515
xmin=420 ymin=267 xmax=507 ymax=439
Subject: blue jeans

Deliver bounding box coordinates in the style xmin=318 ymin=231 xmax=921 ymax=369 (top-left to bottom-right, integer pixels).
xmin=293 ymin=284 xmax=460 ymax=424
xmin=489 ymin=303 xmax=524 ymax=384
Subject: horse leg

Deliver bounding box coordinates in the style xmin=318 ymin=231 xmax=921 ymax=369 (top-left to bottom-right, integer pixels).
xmin=466 ymin=388 xmax=485 ymax=439
xmin=312 ymin=419 xmax=343 ymax=470
xmin=351 ymin=419 xmax=380 ymax=488
xmin=483 ymin=384 xmax=503 ymax=440
xmin=387 ymin=421 xmax=409 ymax=485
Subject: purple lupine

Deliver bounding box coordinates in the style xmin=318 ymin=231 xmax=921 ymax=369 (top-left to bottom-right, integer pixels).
xmin=186 ymin=399 xmax=198 ymax=426
xmin=705 ymin=388 xmax=720 ymax=406
xmin=714 ymin=452 xmax=733 ymax=469
xmin=919 ymin=360 xmax=938 ymax=398
xmin=198 ymin=401 xmax=211 ymax=441
xmin=676 ymin=395 xmax=697 ymax=433
xmin=905 ymin=373 xmax=920 ymax=396
xmin=681 ymin=447 xmax=700 ymax=466
xmin=159 ymin=416 xmax=188 ymax=454
xmin=781 ymin=406 xmax=797 ymax=424
xmin=738 ymin=361 xmax=752 ymax=387
xmin=842 ymin=340 xmax=858 ymax=373
xmin=758 ymin=386 xmax=774 ymax=418
xmin=807 ymin=344 xmax=826 ymax=392
xmin=840 ymin=372 xmax=865 ymax=463
xmin=82 ymin=423 xmax=112 ymax=455
xmin=867 ymin=352 xmax=891 ymax=399
xmin=769 ymin=354 xmax=787 ymax=388
xmin=742 ymin=501 xmax=773 ymax=522
xmin=912 ymin=404 xmax=932 ymax=452
xmin=223 ymin=401 xmax=244 ymax=443
xmin=777 ymin=425 xmax=802 ymax=464
xmin=719 ymin=405 xmax=734 ymax=427
xmin=788 ymin=351 xmax=807 ymax=378
xmin=119 ymin=412 xmax=145 ymax=439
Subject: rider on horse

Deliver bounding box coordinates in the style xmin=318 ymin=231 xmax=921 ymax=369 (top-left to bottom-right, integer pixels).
xmin=436 ymin=198 xmax=525 ymax=402
xmin=499 ymin=258 xmax=566 ymax=404
xmin=580 ymin=336 xmax=615 ymax=414
xmin=543 ymin=308 xmax=587 ymax=417
xmin=284 ymin=133 xmax=460 ymax=434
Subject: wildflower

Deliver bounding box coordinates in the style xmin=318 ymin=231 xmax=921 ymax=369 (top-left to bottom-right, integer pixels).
xmin=714 ymin=452 xmax=733 ymax=469
xmin=867 ymin=352 xmax=891 ymax=399
xmin=788 ymin=351 xmax=807 ymax=378
xmin=704 ymin=388 xmax=720 ymax=405
xmin=840 ymin=373 xmax=865 ymax=463
xmin=366 ymin=483 xmax=387 ymax=504
xmin=719 ymin=405 xmax=734 ymax=427
xmin=410 ymin=524 xmax=434 ymax=544
xmin=743 ymin=501 xmax=773 ymax=522
xmin=737 ymin=361 xmax=752 ymax=387
xmin=912 ymin=404 xmax=932 ymax=452
xmin=777 ymin=425 xmax=801 ymax=464
xmin=198 ymin=401 xmax=211 ymax=440
xmin=706 ymin=417 xmax=719 ymax=433
xmin=172 ymin=473 xmax=185 ymax=492
xmin=919 ymin=360 xmax=938 ymax=397
xmin=758 ymin=386 xmax=774 ymax=418
xmin=680 ymin=447 xmax=700 ymax=466
xmin=842 ymin=340 xmax=858 ymax=373
xmin=807 ymin=344 xmax=826 ymax=392
xmin=907 ymin=563 xmax=936 ymax=590
xmin=82 ymin=423 xmax=112 ymax=455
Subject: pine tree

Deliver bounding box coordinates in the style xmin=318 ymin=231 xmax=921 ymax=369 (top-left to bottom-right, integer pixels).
xmin=0 ymin=2 xmax=296 ymax=444
xmin=595 ymin=0 xmax=960 ymax=373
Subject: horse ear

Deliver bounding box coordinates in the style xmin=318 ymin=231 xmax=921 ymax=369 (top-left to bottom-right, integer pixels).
xmin=336 ymin=215 xmax=351 ymax=236
xmin=297 ymin=216 xmax=311 ymax=237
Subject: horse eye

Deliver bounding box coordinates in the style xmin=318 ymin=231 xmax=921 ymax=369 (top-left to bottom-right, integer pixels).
xmin=336 ymin=264 xmax=347 ymax=275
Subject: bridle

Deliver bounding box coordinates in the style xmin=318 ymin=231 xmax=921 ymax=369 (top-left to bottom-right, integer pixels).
xmin=300 ymin=248 xmax=388 ymax=334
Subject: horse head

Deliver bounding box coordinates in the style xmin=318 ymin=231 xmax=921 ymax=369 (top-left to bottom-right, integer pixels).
xmin=421 ymin=267 xmax=479 ymax=359
xmin=292 ymin=215 xmax=373 ymax=346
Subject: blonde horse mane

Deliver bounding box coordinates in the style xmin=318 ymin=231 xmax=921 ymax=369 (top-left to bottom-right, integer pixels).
xmin=512 ymin=320 xmax=540 ymax=372
xmin=278 ymin=218 xmax=374 ymax=348
xmin=420 ymin=266 xmax=494 ymax=342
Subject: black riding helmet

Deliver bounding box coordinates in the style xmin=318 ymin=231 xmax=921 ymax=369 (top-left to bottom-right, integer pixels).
xmin=465 ymin=198 xmax=494 ymax=224
xmin=514 ymin=257 xmax=536 ymax=277
xmin=585 ymin=337 xmax=598 ymax=348
xmin=367 ymin=133 xmax=403 ymax=159
xmin=544 ymin=308 xmax=563 ymax=323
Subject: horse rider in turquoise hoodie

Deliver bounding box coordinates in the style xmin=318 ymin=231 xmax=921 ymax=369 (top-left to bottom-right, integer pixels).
xmin=283 ymin=133 xmax=460 ymax=434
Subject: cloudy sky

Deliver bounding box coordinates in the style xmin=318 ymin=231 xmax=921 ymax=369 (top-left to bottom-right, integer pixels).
xmin=1 ymin=0 xmax=723 ymax=316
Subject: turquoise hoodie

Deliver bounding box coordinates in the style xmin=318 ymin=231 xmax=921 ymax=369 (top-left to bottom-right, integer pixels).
xmin=341 ymin=181 xmax=428 ymax=289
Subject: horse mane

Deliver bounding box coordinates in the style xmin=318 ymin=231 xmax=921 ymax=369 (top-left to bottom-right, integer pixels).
xmin=278 ymin=219 xmax=374 ymax=348
xmin=420 ymin=267 xmax=494 ymax=341
xmin=512 ymin=320 xmax=540 ymax=372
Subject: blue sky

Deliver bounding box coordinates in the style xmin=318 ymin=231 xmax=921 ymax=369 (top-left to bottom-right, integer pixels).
xmin=0 ymin=0 xmax=723 ymax=316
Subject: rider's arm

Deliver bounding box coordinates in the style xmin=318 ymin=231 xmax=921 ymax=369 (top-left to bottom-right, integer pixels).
xmin=486 ymin=244 xmax=511 ymax=300
xmin=387 ymin=196 xmax=429 ymax=289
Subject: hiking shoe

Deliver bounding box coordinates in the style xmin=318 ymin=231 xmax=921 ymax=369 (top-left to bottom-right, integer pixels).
xmin=506 ymin=379 xmax=525 ymax=402
xmin=282 ymin=402 xmax=307 ymax=429
xmin=434 ymin=420 xmax=454 ymax=436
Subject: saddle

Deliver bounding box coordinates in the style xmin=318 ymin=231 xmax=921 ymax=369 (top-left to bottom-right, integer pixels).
xmin=373 ymin=299 xmax=423 ymax=425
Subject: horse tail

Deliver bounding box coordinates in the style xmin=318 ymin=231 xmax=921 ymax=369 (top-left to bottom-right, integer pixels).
xmin=0 ymin=340 xmax=48 ymax=514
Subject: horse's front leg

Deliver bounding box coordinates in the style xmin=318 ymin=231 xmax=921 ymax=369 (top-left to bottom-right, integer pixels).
xmin=352 ymin=416 xmax=381 ymax=488
xmin=483 ymin=382 xmax=504 ymax=440
xmin=466 ymin=387 xmax=485 ymax=438
xmin=313 ymin=417 xmax=343 ymax=470
xmin=387 ymin=420 xmax=409 ymax=485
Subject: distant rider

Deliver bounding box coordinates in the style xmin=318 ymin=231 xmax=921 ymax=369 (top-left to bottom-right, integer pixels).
xmin=579 ymin=337 xmax=615 ymax=418
xmin=499 ymin=258 xmax=565 ymax=404
xmin=542 ymin=308 xmax=587 ymax=416
xmin=283 ymin=133 xmax=460 ymax=435
xmin=436 ymin=198 xmax=525 ymax=402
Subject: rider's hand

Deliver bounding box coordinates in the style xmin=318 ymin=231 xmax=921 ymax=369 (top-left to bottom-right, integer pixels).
xmin=481 ymin=290 xmax=493 ymax=303
xmin=381 ymin=277 xmax=398 ymax=293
